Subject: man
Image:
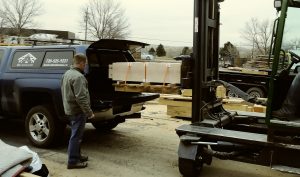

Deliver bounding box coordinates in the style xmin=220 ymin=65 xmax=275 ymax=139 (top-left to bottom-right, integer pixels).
xmin=61 ymin=53 xmax=94 ymax=169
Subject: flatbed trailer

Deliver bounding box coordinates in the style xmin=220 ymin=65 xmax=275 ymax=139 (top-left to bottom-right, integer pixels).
xmin=219 ymin=68 xmax=270 ymax=98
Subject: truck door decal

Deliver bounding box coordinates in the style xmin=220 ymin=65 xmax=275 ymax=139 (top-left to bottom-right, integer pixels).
xmin=12 ymin=51 xmax=44 ymax=68
xmin=17 ymin=53 xmax=37 ymax=66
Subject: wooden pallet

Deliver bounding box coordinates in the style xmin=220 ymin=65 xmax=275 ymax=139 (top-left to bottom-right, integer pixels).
xmin=181 ymin=86 xmax=226 ymax=98
xmin=114 ymin=82 xmax=180 ymax=94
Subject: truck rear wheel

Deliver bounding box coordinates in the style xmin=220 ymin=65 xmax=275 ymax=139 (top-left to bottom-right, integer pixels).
xmin=25 ymin=105 xmax=65 ymax=147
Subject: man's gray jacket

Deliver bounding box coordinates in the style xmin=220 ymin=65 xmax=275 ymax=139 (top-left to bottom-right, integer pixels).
xmin=61 ymin=67 xmax=93 ymax=117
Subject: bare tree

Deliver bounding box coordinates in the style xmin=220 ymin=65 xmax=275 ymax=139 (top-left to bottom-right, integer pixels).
xmin=0 ymin=18 xmax=6 ymax=28
xmin=241 ymin=18 xmax=272 ymax=57
xmin=81 ymin=0 xmax=130 ymax=40
xmin=0 ymin=0 xmax=43 ymax=36
xmin=284 ymin=38 xmax=300 ymax=50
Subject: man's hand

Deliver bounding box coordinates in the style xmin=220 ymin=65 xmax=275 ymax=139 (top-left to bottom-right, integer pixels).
xmin=88 ymin=113 xmax=95 ymax=119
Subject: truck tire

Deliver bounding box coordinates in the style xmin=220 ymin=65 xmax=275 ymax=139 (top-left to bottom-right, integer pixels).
xmin=91 ymin=120 xmax=119 ymax=131
xmin=25 ymin=105 xmax=65 ymax=148
xmin=246 ymin=87 xmax=265 ymax=98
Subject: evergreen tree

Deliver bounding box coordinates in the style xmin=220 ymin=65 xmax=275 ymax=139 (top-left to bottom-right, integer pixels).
xmin=148 ymin=47 xmax=156 ymax=55
xmin=219 ymin=42 xmax=240 ymax=66
xmin=156 ymin=44 xmax=166 ymax=57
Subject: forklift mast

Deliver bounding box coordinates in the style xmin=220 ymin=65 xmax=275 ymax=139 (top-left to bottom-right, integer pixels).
xmin=192 ymin=0 xmax=220 ymax=123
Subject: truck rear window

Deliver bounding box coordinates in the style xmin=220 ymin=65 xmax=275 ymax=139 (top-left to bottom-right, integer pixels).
xmin=42 ymin=51 xmax=73 ymax=68
xmin=12 ymin=51 xmax=44 ymax=68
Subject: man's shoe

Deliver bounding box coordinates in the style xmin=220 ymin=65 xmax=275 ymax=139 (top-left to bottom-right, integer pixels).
xmin=67 ymin=162 xmax=88 ymax=169
xmin=272 ymin=109 xmax=299 ymax=121
xmin=272 ymin=109 xmax=288 ymax=121
xmin=80 ymin=155 xmax=88 ymax=162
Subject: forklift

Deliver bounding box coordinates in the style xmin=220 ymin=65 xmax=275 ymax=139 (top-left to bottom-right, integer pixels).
xmin=176 ymin=0 xmax=300 ymax=176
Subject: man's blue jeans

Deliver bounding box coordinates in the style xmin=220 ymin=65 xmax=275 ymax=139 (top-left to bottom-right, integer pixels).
xmin=68 ymin=113 xmax=86 ymax=165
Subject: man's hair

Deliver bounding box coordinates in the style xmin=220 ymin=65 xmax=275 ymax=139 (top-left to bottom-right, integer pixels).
xmin=73 ymin=53 xmax=87 ymax=64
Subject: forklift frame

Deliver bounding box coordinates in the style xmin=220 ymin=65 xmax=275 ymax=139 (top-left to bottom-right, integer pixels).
xmin=176 ymin=0 xmax=300 ymax=176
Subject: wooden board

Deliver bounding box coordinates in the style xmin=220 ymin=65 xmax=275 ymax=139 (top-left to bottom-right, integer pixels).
xmin=159 ymin=95 xmax=266 ymax=118
xmin=216 ymin=85 xmax=226 ymax=99
xmin=181 ymin=86 xmax=226 ymax=99
xmin=227 ymin=66 xmax=268 ymax=75
xmin=146 ymin=63 xmax=181 ymax=84
xmin=110 ymin=62 xmax=181 ymax=84
xmin=167 ymin=105 xmax=191 ymax=118
xmin=114 ymin=83 xmax=180 ymax=94
xmin=181 ymin=89 xmax=192 ymax=97
xmin=159 ymin=94 xmax=192 ymax=107
xmin=19 ymin=172 xmax=40 ymax=177
xmin=111 ymin=62 xmax=146 ymax=82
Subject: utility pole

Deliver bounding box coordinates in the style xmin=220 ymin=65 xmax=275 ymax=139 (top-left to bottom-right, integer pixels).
xmin=84 ymin=8 xmax=89 ymax=44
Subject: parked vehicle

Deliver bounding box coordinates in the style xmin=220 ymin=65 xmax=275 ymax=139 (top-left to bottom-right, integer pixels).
xmin=174 ymin=55 xmax=191 ymax=61
xmin=141 ymin=53 xmax=154 ymax=60
xmin=0 ymin=39 xmax=159 ymax=147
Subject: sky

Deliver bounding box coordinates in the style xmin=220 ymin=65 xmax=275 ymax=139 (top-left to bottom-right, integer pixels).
xmin=37 ymin=0 xmax=277 ymax=47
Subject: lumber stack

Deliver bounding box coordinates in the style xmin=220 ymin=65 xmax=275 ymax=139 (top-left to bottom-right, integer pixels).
xmin=109 ymin=62 xmax=181 ymax=94
xmin=109 ymin=62 xmax=181 ymax=83
xmin=113 ymin=82 xmax=180 ymax=94
xmin=159 ymin=89 xmax=266 ymax=118
xmin=226 ymin=66 xmax=268 ymax=75
xmin=242 ymin=56 xmax=271 ymax=70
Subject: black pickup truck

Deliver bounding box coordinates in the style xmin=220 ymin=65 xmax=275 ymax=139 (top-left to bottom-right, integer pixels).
xmin=0 ymin=39 xmax=159 ymax=147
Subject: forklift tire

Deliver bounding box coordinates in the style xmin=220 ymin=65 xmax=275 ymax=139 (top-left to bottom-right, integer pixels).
xmin=246 ymin=87 xmax=265 ymax=98
xmin=91 ymin=120 xmax=119 ymax=131
xmin=178 ymin=157 xmax=203 ymax=177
